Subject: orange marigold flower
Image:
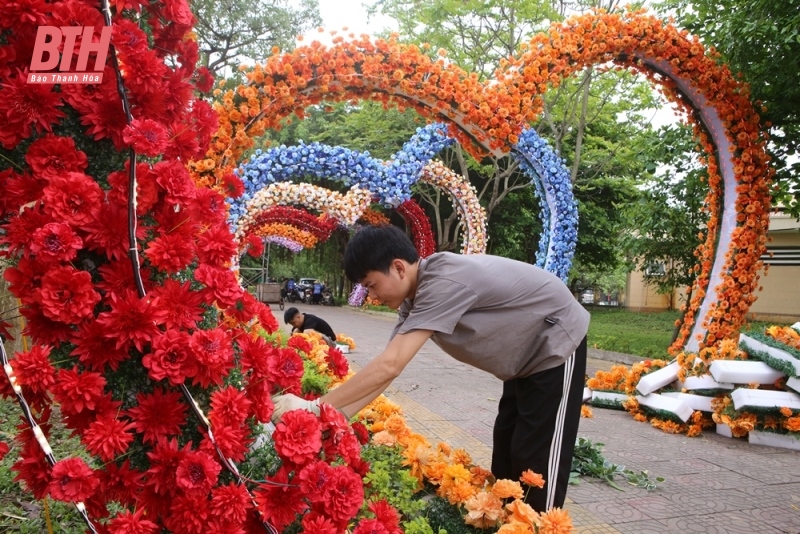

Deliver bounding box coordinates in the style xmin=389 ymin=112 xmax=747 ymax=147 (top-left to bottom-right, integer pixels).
xmin=470 ymin=465 xmax=492 ymax=487
xmin=371 ymin=430 xmax=396 ymax=446
xmin=491 ymin=479 xmax=524 ymax=500
xmin=520 ymin=469 xmax=545 ymax=489
xmin=537 ymin=507 xmax=573 ymax=534
xmin=783 ymin=416 xmax=800 ymax=433
xmin=506 ymin=498 xmax=539 ymax=525
xmin=498 ymin=522 xmax=534 ymax=534
xmin=779 ymin=406 xmax=793 ymax=417
xmin=581 ymin=405 xmax=593 ymax=418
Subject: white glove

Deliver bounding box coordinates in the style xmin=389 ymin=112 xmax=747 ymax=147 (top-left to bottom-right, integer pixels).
xmin=271 ymin=394 xmax=320 ymax=423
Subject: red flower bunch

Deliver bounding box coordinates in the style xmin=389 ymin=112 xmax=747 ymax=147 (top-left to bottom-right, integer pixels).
xmin=396 ymin=200 xmax=437 ymax=258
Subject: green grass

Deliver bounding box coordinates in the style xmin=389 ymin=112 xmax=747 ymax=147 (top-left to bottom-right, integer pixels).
xmin=586 ymin=307 xmax=773 ymax=359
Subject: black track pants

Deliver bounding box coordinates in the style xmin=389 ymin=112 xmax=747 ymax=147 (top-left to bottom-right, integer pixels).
xmin=491 ymin=336 xmax=587 ymax=512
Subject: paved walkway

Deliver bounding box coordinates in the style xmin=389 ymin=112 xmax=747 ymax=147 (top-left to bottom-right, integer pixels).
xmin=276 ymin=304 xmax=800 ymax=533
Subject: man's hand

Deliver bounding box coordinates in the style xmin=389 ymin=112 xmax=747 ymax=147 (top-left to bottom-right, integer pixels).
xmin=271 ymin=394 xmax=320 ymax=423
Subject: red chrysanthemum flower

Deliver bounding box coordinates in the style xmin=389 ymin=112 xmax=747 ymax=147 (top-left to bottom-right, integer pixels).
xmin=297 ymin=460 xmax=334 ymax=504
xmin=48 ymin=457 xmax=99 ymax=502
xmin=272 ymin=409 xmax=322 ymax=466
xmin=209 ymin=386 xmax=252 ymax=428
xmin=0 ymin=69 xmax=65 ymax=149
xmin=245 ymin=379 xmax=274 ymax=423
xmin=237 ymin=334 xmax=270 ymax=375
xmin=224 ymin=292 xmax=260 ymax=323
xmin=163 ymin=118 xmax=202 ymax=161
xmin=20 ymin=303 xmax=74 ymax=346
xmin=196 ymin=224 xmax=237 ymax=268
xmin=71 ymin=318 xmax=131 ymax=371
xmin=245 ymin=234 xmax=264 ymax=258
xmin=96 ymin=258 xmax=153 ymax=299
xmin=256 ymin=301 xmax=279 ymax=333
xmin=164 ymin=493 xmax=210 ymax=534
xmin=152 ymin=158 xmax=197 ymax=203
xmin=351 ymin=421 xmax=370 ymax=445
xmin=254 ymin=467 xmax=308 ymax=531
xmin=107 ymin=162 xmax=160 ymax=215
xmin=189 ymin=327 xmax=234 ymax=387
xmin=0 ymin=0 xmax=48 ymax=29
xmin=79 ymin=85 xmax=129 ymax=149
xmin=175 ymin=450 xmax=221 ymax=495
xmin=221 ymin=172 xmax=244 ymax=199
xmin=0 ymin=441 xmax=9 ymax=461
xmin=144 ymin=437 xmax=186 ymax=495
xmin=320 ymin=466 xmax=365 ymax=524
xmin=61 ymin=392 xmax=121 ymax=435
xmin=25 ymin=134 xmax=88 ymax=180
xmin=82 ymin=414 xmax=135 ymax=462
xmin=189 ymin=98 xmax=217 ymax=149
xmin=0 ymin=319 xmax=13 ymax=341
xmin=97 ymin=460 xmax=142 ymax=506
xmin=51 ymin=367 xmax=106 ymax=414
xmin=95 ymin=289 xmax=166 ymax=352
xmin=287 ymin=335 xmax=313 ymax=355
xmin=189 ymin=187 xmax=227 ymax=226
xmin=142 ymin=329 xmax=197 ymax=385
xmin=200 ymin=422 xmax=251 ymax=462
xmin=210 ymin=483 xmax=251 ymax=527
xmin=11 ymin=344 xmax=55 ymax=395
xmin=194 ymin=263 xmax=243 ymax=309
xmin=2 ymin=257 xmax=47 ymax=306
xmin=123 ymin=118 xmax=169 ymax=157
xmin=2 ymin=206 xmax=52 ymax=259
xmin=266 ymin=347 xmax=305 ymax=394
xmin=353 ymin=519 xmax=391 ymax=534
xmin=145 ymin=231 xmax=196 ymax=273
xmin=194 ymin=66 xmax=214 ymax=93
xmin=369 ymin=500 xmax=403 ymax=534
xmin=325 ymin=346 xmax=350 ymax=378
xmin=12 ymin=441 xmax=52 ymax=499
xmin=37 ymin=266 xmax=101 ymax=324
xmin=83 ymin=201 xmax=145 ymax=261
xmin=30 ymin=222 xmax=83 ymax=264
xmin=41 ymin=172 xmax=102 ymax=226
xmin=126 ymin=389 xmax=187 ymax=444
xmin=149 ymin=279 xmax=205 ymax=330
xmin=301 ymin=512 xmax=339 ymax=534
xmin=107 ymin=508 xmax=159 ymax=534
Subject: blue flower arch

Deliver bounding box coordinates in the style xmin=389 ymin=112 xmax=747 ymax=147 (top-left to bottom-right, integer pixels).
xmin=232 ymin=124 xmax=578 ymax=282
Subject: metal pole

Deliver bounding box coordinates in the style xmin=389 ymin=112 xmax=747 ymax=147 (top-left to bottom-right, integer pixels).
xmin=264 ymin=242 xmax=271 ymax=282
xmin=260 ymin=240 xmax=267 ymax=283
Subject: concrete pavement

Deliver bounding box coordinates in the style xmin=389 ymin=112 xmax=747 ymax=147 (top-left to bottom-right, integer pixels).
xmin=275 ymin=303 xmax=800 ymax=533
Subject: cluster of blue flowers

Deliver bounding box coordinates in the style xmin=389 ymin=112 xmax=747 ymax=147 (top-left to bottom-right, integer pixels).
xmin=510 ymin=128 xmax=578 ymax=283
xmin=229 ymin=123 xmax=455 ymax=224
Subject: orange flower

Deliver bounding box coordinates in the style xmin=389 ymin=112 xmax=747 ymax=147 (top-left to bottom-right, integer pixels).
xmin=491 ymin=479 xmax=524 ymax=500
xmin=581 ymin=405 xmax=593 ymax=418
xmin=783 ymin=416 xmax=800 ymax=433
xmin=779 ymin=406 xmax=793 ymax=417
xmin=371 ymin=430 xmax=396 ymax=446
xmin=498 ymin=522 xmax=534 ymax=534
xmin=470 ymin=465 xmax=492 ymax=486
xmin=505 ymin=498 xmax=539 ymax=525
xmin=520 ymin=469 xmax=545 ymax=489
xmin=445 ymin=479 xmax=478 ymax=504
xmin=537 ymin=507 xmax=573 ymax=534
xmin=464 ymin=491 xmax=505 ymax=529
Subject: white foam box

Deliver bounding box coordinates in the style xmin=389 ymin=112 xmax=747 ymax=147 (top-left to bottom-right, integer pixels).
xmin=335 ymin=343 xmax=351 ymax=354
xmin=709 ymin=360 xmax=785 ymax=384
xmin=682 ymin=374 xmax=734 ymax=391
xmin=636 ymin=393 xmax=693 ymax=422
xmin=716 ymin=423 xmax=733 ymax=438
xmin=636 ymin=361 xmax=680 ymax=395
xmin=788 ymin=377 xmax=800 ymax=394
xmin=662 ymin=391 xmax=715 ymax=412
xmin=730 ymin=388 xmax=800 ymax=411
xmin=791 ymin=322 xmax=800 ymax=334
xmin=749 ymin=430 xmax=800 ymax=451
xmin=740 ymin=334 xmax=800 ymax=376
xmin=583 ymin=387 xmax=592 ymax=403
xmin=591 ymin=391 xmax=629 ymax=404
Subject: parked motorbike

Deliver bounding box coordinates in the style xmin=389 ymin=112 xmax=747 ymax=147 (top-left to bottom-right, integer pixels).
xmin=321 ymin=288 xmax=334 ymax=306
xmin=287 ymin=287 xmax=305 ymax=303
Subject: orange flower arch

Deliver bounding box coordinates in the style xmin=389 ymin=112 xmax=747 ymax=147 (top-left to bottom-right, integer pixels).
xmin=196 ymin=8 xmax=772 ymax=354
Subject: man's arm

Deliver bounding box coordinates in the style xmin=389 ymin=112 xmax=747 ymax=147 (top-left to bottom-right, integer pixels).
xmin=321 ymin=329 xmax=432 ymax=413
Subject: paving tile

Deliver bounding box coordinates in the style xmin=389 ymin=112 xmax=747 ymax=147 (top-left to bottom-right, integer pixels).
xmin=582 ymin=501 xmax=652 ymax=523
xmin=737 ymin=506 xmax=800 ymax=533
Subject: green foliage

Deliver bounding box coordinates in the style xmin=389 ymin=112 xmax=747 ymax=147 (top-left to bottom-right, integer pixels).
xmin=655 ymin=0 xmax=800 ymax=216
xmin=570 ymin=438 xmax=665 ymax=491
xmin=424 ymin=496 xmax=484 ymax=534
xmin=302 ymin=358 xmax=332 ymax=395
xmin=242 ymin=426 xmax=283 ymax=480
xmin=192 ymin=0 xmax=322 ymax=76
xmin=361 ymin=444 xmax=426 ymax=517
xmin=403 ymin=516 xmax=448 ymax=534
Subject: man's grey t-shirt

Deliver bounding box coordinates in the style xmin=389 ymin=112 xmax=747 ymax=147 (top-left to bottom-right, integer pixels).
xmin=392 ymin=252 xmax=590 ymax=381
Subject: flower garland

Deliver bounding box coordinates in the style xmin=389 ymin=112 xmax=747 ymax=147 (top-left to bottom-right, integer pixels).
xmin=418 ymin=161 xmax=488 ymax=255
xmin=510 ymin=128 xmax=578 ymax=282
xmin=199 ymin=9 xmax=771 ymax=355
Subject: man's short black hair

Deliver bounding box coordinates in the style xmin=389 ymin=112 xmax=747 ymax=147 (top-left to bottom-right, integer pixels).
xmin=343 ymin=225 xmax=420 ymax=283
xmin=284 ymin=307 xmax=300 ymax=324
